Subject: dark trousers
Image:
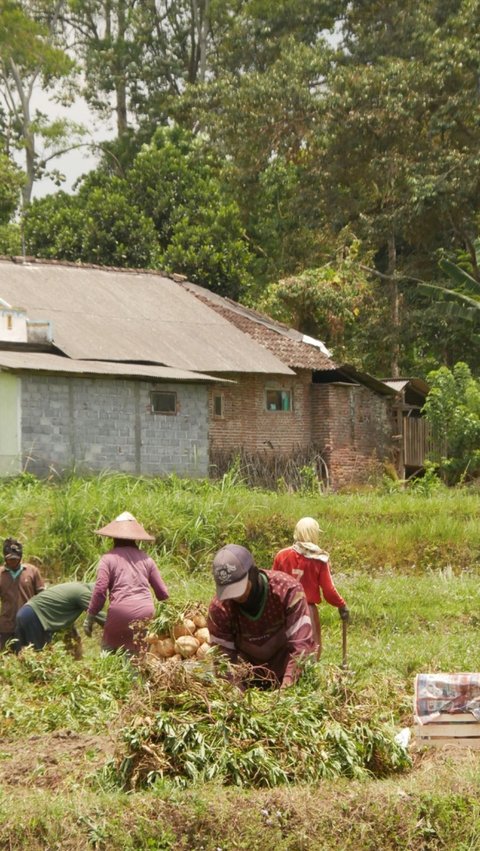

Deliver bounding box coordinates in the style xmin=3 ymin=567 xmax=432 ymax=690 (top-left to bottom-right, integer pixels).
xmin=15 ymin=605 xmax=51 ymax=651
xmin=0 ymin=632 xmax=16 ymax=651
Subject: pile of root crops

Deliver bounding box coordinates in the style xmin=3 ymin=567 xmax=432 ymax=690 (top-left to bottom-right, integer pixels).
xmin=146 ymin=608 xmax=211 ymax=662
xmin=112 ymin=654 xmax=411 ymax=790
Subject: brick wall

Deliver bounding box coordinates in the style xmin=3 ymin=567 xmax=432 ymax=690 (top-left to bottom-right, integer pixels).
xmin=20 ymin=374 xmax=209 ymax=478
xmin=209 ymin=372 xmax=395 ymax=489
xmin=312 ymin=383 xmax=395 ymax=488
xmin=209 ymin=370 xmax=313 ymax=454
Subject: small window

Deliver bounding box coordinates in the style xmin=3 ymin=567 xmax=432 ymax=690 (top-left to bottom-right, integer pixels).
xmin=214 ymin=394 xmax=224 ymax=417
xmin=6 ymin=315 xmax=12 ymax=330
xmin=150 ymin=391 xmax=177 ymax=414
xmin=266 ymin=389 xmax=292 ymax=411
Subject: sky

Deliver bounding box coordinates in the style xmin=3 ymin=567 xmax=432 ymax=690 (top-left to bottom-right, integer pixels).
xmin=30 ymin=85 xmax=115 ymax=199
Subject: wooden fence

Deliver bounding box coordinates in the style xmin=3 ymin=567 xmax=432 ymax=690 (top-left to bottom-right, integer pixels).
xmin=403 ymin=416 xmax=445 ymax=467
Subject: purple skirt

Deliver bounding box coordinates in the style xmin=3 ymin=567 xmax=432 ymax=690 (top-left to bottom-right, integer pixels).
xmin=102 ymin=599 xmax=154 ymax=653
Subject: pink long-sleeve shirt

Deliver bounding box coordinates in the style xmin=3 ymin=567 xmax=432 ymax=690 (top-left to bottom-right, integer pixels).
xmin=88 ymin=546 xmax=168 ymax=652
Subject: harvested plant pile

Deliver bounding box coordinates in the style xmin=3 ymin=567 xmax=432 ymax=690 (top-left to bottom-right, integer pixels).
xmin=146 ymin=609 xmax=211 ymax=662
xmin=113 ymin=657 xmax=411 ymax=790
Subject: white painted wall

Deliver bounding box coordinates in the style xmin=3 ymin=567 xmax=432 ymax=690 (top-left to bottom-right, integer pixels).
xmin=0 ymin=309 xmax=28 ymax=343
xmin=0 ymin=373 xmax=21 ymax=475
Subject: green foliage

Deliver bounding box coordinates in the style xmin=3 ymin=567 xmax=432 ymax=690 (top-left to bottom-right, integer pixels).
xmin=24 ymin=126 xmax=254 ymax=295
xmin=24 ymin=179 xmax=159 ymax=267
xmin=256 ymin=239 xmax=377 ymax=363
xmin=423 ymin=362 xmax=480 ymax=483
xmin=2 ymin=473 xmax=480 ymax=587
xmin=113 ymin=660 xmax=410 ymax=790
xmin=128 ymin=127 xmax=254 ymax=297
xmin=0 ymin=0 xmax=79 ymax=202
xmin=0 ymin=151 xmax=23 ymax=223
xmin=0 ymin=222 xmax=22 ymax=254
xmin=0 ymin=642 xmax=133 ymax=737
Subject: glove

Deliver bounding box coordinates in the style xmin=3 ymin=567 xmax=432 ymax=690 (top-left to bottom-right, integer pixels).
xmin=339 ymin=605 xmax=350 ymax=623
xmin=83 ymin=614 xmax=95 ymax=637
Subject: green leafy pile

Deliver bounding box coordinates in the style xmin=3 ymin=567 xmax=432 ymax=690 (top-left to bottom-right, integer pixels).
xmin=113 ymin=658 xmax=411 ymax=790
xmin=0 ymin=643 xmax=134 ymax=737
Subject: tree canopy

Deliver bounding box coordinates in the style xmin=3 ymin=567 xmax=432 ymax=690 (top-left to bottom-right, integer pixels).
xmin=4 ymin=0 xmax=480 ymax=378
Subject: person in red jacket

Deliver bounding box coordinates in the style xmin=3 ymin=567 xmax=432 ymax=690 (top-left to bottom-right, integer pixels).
xmin=208 ymin=544 xmax=315 ymax=689
xmin=272 ymin=517 xmax=349 ymax=658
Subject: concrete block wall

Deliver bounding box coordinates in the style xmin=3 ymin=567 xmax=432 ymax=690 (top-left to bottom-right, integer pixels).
xmin=209 ymin=370 xmax=313 ymax=455
xmin=20 ymin=374 xmax=209 ymax=478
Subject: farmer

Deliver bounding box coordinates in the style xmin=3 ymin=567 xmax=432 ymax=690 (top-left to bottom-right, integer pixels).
xmin=84 ymin=512 xmax=169 ymax=654
xmin=15 ymin=581 xmax=105 ymax=651
xmin=0 ymin=538 xmax=45 ymax=649
xmin=207 ymin=544 xmax=316 ymax=689
xmin=272 ymin=516 xmax=349 ymax=657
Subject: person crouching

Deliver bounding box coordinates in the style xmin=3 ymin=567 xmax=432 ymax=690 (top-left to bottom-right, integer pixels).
xmin=207 ymin=544 xmax=315 ymax=689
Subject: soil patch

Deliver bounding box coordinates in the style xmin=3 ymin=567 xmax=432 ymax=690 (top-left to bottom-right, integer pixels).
xmin=0 ymin=729 xmax=113 ymax=790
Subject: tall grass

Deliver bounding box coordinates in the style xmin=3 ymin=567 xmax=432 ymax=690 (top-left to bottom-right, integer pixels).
xmin=0 ymin=472 xmax=479 ymax=580
xmin=0 ymin=473 xmax=480 ymax=847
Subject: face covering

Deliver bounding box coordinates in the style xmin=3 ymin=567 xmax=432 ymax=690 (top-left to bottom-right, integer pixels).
xmin=238 ymin=566 xmax=265 ymax=616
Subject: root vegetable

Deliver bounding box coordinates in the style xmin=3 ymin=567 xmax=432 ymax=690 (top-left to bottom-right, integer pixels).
xmin=194 ymin=627 xmax=210 ymax=644
xmin=196 ymin=643 xmax=211 ymax=660
xmin=192 ymin=614 xmax=207 ymax=629
xmin=175 ymin=635 xmax=200 ymax=658
xmin=172 ymin=619 xmax=196 ymax=638
xmin=156 ymin=638 xmax=176 ymax=659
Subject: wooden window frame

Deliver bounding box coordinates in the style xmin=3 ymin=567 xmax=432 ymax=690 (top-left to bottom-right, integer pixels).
xmin=150 ymin=390 xmax=177 ymax=415
xmin=213 ymin=393 xmax=225 ymax=418
xmin=265 ymin=388 xmax=293 ymax=412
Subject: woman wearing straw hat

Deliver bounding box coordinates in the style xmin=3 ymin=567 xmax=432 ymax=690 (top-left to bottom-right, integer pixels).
xmin=272 ymin=517 xmax=349 ymax=658
xmin=84 ymin=512 xmax=168 ymax=654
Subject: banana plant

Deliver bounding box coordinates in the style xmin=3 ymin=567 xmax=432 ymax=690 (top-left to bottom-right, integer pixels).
xmin=419 ymin=239 xmax=480 ymax=311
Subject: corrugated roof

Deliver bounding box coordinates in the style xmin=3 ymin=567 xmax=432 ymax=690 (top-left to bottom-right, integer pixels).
xmin=384 ymin=380 xmax=408 ymax=393
xmin=0 ymin=260 xmax=293 ymax=375
xmin=182 ymin=282 xmax=336 ymax=371
xmin=0 ymin=351 xmax=230 ymax=382
xmin=383 ymin=378 xmax=430 ymax=397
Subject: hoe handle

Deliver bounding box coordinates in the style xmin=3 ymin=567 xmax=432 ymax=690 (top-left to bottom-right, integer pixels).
xmin=342 ymin=619 xmax=348 ymax=670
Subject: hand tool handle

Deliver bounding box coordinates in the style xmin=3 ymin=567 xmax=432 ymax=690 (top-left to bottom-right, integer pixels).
xmin=342 ymin=619 xmax=348 ymax=670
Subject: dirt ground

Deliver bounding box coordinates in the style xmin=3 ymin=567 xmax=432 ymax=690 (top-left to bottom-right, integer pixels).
xmin=0 ymin=729 xmax=114 ymax=790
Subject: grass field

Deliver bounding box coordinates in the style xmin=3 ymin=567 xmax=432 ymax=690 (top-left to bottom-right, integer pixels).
xmin=0 ymin=473 xmax=480 ymax=849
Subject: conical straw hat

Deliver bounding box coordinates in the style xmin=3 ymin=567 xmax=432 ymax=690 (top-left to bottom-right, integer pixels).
xmin=95 ymin=511 xmax=155 ymax=541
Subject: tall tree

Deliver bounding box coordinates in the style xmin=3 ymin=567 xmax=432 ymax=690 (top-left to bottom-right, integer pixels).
xmin=314 ymin=0 xmax=480 ymax=374
xmin=24 ymin=126 xmax=255 ymax=297
xmin=0 ymin=0 xmax=77 ymax=204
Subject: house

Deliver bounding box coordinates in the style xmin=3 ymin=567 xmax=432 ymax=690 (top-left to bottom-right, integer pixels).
xmin=0 ymin=257 xmax=414 ymax=488
xmin=181 ymin=284 xmax=400 ymax=489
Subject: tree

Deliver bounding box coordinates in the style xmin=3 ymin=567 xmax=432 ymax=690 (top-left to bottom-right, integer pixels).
xmin=127 ymin=126 xmax=254 ymax=297
xmin=256 ymin=239 xmax=380 ymax=365
xmin=0 ymin=0 xmax=78 ymax=204
xmin=23 ymin=127 xmax=255 ymax=295
xmin=423 ymin=361 xmax=480 ymax=483
xmin=311 ymin=0 xmax=480 ymax=375
xmin=420 ymin=239 xmax=480 ymax=312
xmin=0 ymin=149 xmax=24 ymax=223
xmin=24 ymin=176 xmax=159 ymax=266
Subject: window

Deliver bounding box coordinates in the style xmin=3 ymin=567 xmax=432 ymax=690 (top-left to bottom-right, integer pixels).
xmin=266 ymin=389 xmax=292 ymax=411
xmin=150 ymin=391 xmax=177 ymax=414
xmin=213 ymin=394 xmax=224 ymax=417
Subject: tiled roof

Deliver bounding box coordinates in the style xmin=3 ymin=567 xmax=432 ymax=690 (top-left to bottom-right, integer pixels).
xmin=182 ymin=283 xmax=337 ymax=371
